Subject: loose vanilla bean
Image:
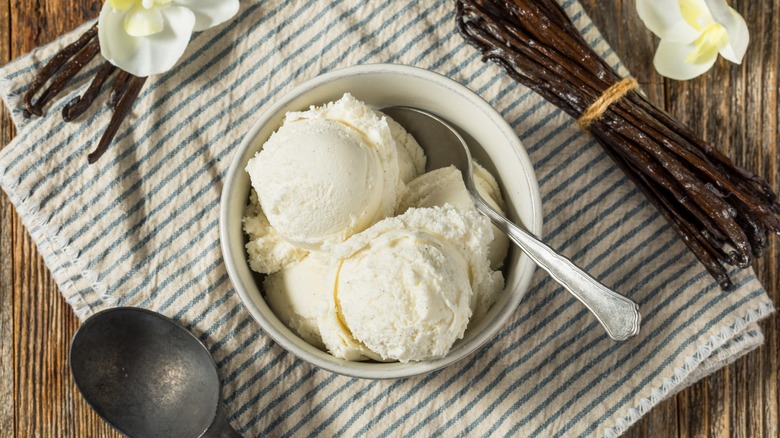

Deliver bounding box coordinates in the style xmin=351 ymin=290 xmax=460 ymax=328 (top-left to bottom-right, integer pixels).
xmin=24 ymin=37 xmax=100 ymax=117
xmin=22 ymin=24 xmax=98 ymax=117
xmin=88 ymin=75 xmax=147 ymax=164
xmin=109 ymin=70 xmax=132 ymax=109
xmin=62 ymin=61 xmax=116 ymax=121
xmin=457 ymin=0 xmax=780 ymax=288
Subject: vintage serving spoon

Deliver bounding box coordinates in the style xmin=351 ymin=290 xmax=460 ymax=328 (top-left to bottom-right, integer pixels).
xmin=70 ymin=307 xmax=242 ymax=438
xmin=382 ymin=107 xmax=641 ymax=341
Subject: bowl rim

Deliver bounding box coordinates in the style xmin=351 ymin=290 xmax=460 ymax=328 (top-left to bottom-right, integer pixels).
xmin=220 ymin=63 xmax=543 ymax=379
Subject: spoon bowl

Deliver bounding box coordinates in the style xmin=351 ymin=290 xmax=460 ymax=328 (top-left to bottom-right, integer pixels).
xmin=69 ymin=307 xmax=241 ymax=437
xmin=382 ymin=107 xmax=641 ymax=341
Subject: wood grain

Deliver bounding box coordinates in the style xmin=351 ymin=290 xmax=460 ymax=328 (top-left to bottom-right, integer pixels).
xmin=0 ymin=1 xmax=777 ymax=437
xmin=0 ymin=0 xmax=13 ymax=435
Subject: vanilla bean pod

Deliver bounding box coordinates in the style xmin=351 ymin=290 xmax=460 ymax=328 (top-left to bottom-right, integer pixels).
xmin=63 ymin=61 xmax=116 ymax=121
xmin=22 ymin=24 xmax=98 ymax=117
xmin=109 ymin=70 xmax=132 ymax=109
xmin=608 ymin=82 xmax=779 ymax=240
xmin=589 ymin=102 xmax=755 ymax=264
xmin=630 ymin=153 xmax=736 ymax=266
xmin=618 ymin=96 xmax=780 ymax=238
xmin=24 ymin=37 xmax=100 ymax=117
xmin=624 ymin=95 xmax=779 ymax=218
xmin=593 ymin=111 xmax=753 ymax=267
xmin=733 ymin=199 xmax=768 ymax=258
xmin=593 ymin=120 xmax=736 ymax=288
xmin=88 ymin=75 xmax=147 ymax=164
xmin=457 ymin=0 xmax=780 ymax=288
xmin=606 ymin=125 xmax=732 ymax=247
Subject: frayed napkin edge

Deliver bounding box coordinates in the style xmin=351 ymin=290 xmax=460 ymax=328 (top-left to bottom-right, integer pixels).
xmin=0 ymin=74 xmax=27 ymax=129
xmin=603 ymin=301 xmax=775 ymax=438
xmin=0 ymin=20 xmax=113 ymax=319
xmin=0 ymin=162 xmax=116 ymax=320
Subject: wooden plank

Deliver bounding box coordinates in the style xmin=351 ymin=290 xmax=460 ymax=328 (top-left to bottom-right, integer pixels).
xmin=752 ymin=1 xmax=780 ymax=437
xmin=0 ymin=0 xmax=15 ymax=436
xmin=729 ymin=1 xmax=779 ymax=437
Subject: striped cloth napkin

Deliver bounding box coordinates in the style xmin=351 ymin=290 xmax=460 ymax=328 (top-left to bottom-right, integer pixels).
xmin=0 ymin=1 xmax=774 ymax=436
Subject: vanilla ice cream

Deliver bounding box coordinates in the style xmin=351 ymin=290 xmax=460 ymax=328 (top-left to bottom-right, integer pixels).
xmin=243 ymin=190 xmax=307 ymax=274
xmin=244 ymin=93 xmax=425 ymax=274
xmin=326 ymin=205 xmax=501 ymax=362
xmin=397 ymin=165 xmax=510 ymax=270
xmin=244 ymin=94 xmax=510 ymax=363
xmin=266 ymin=205 xmax=502 ymax=363
xmin=264 ymin=254 xmax=382 ymax=361
xmin=247 ymin=118 xmax=396 ymax=249
xmin=263 ymin=255 xmax=332 ymax=350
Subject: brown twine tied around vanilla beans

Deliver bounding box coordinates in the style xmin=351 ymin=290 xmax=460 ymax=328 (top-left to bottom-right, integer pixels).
xmin=577 ymin=77 xmax=638 ymax=131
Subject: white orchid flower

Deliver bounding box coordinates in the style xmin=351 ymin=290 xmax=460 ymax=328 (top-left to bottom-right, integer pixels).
xmin=636 ymin=0 xmax=749 ymax=80
xmin=99 ymin=0 xmax=240 ymax=77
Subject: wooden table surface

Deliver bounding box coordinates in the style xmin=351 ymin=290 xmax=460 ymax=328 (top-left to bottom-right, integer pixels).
xmin=0 ymin=1 xmax=777 ymax=437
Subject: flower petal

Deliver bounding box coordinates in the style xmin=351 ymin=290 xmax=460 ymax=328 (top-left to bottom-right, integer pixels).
xmin=717 ymin=8 xmax=749 ymax=63
xmin=636 ymin=0 xmax=701 ymax=43
xmin=699 ymin=0 xmax=749 ymax=63
xmin=99 ymin=4 xmax=196 ymax=76
xmin=685 ymin=24 xmax=728 ymax=64
xmin=679 ymin=0 xmax=716 ymax=31
xmin=654 ymin=39 xmax=719 ymax=80
xmin=173 ymin=0 xmax=239 ymax=32
xmin=703 ymin=0 xmax=733 ymax=22
xmin=124 ymin=4 xmax=165 ymax=37
xmin=109 ymin=0 xmax=134 ymax=12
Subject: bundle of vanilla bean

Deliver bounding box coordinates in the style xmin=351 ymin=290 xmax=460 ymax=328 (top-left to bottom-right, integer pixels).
xmin=456 ymin=0 xmax=780 ymax=289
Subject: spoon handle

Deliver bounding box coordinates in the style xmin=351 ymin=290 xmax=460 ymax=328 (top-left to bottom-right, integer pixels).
xmin=474 ymin=198 xmax=641 ymax=341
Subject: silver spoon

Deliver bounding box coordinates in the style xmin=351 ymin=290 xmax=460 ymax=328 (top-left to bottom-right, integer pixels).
xmin=70 ymin=307 xmax=242 ymax=437
xmin=382 ymin=107 xmax=641 ymax=341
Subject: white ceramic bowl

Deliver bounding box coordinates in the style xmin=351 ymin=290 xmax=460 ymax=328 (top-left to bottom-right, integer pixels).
xmin=220 ymin=64 xmax=543 ymax=379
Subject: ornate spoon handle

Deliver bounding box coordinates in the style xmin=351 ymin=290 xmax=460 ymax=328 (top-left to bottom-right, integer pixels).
xmin=474 ymin=196 xmax=641 ymax=341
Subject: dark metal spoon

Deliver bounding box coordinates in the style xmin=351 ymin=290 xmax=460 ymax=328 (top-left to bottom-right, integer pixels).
xmin=69 ymin=307 xmax=242 ymax=438
xmin=382 ymin=107 xmax=640 ymax=341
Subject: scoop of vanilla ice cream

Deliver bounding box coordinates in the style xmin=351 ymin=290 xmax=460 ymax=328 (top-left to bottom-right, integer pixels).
xmin=397 ymin=165 xmax=510 ymax=271
xmin=317 ymin=301 xmax=384 ymax=362
xmin=325 ymin=205 xmax=502 ymax=362
xmin=472 ymin=164 xmax=505 ymax=210
xmin=289 ymin=95 xmax=425 ymax=184
xmin=335 ymin=229 xmax=472 ymax=362
xmin=245 ymin=94 xmax=410 ymax=250
xmin=246 ymin=116 xmax=394 ymax=250
xmin=264 ymin=253 xmax=383 ymax=361
xmin=263 ymin=255 xmax=332 ymax=350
